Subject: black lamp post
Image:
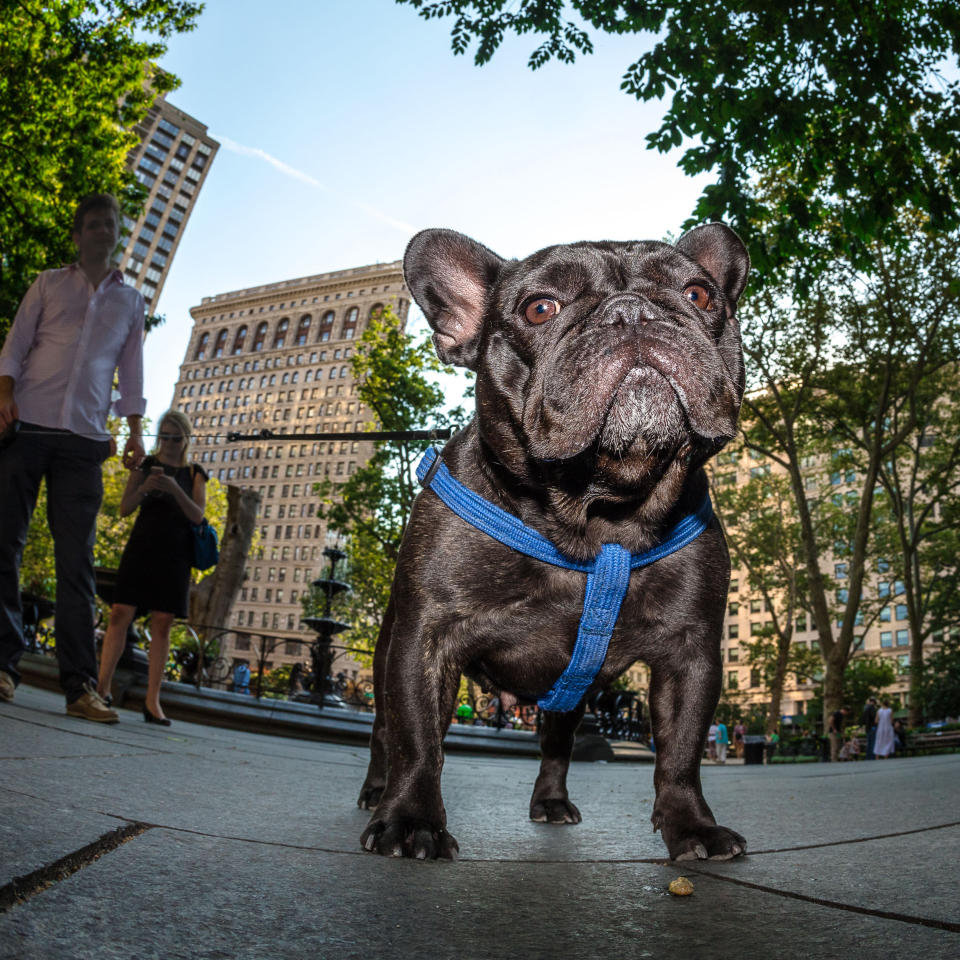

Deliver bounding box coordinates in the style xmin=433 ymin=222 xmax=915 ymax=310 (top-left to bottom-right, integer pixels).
xmin=300 ymin=546 xmax=351 ymax=709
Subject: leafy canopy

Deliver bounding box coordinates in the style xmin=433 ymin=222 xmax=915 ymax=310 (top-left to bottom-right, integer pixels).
xmin=0 ymin=0 xmax=203 ymax=340
xmin=398 ymin=1 xmax=960 ymax=283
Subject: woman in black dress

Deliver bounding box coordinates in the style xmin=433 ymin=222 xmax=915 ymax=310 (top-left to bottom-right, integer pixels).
xmin=97 ymin=410 xmax=208 ymax=724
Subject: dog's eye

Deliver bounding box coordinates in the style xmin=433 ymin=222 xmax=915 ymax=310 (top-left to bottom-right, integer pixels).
xmin=683 ymin=284 xmax=715 ymax=311
xmin=524 ymin=298 xmax=561 ymax=324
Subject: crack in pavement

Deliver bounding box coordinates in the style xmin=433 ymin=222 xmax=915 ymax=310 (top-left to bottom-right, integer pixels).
xmin=0 ymin=822 xmax=153 ymax=914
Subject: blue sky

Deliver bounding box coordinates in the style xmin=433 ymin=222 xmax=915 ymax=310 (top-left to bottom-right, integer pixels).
xmin=144 ymin=0 xmax=712 ymax=421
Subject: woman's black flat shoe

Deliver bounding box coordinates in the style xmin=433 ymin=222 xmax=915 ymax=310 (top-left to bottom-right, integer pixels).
xmin=142 ymin=705 xmax=171 ymax=726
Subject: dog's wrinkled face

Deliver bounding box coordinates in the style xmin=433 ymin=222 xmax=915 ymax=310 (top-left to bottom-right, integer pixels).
xmin=404 ymin=226 xmax=749 ymax=489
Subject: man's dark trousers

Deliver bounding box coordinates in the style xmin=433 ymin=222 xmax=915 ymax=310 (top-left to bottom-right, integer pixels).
xmin=0 ymin=424 xmax=110 ymax=701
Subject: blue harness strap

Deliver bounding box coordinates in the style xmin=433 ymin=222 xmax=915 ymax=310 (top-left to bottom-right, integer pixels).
xmin=416 ymin=447 xmax=713 ymax=712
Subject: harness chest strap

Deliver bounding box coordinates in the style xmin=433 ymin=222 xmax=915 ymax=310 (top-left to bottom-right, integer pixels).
xmin=415 ymin=447 xmax=713 ymax=712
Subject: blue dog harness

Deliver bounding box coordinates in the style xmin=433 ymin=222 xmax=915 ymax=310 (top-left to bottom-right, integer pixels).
xmin=416 ymin=447 xmax=714 ymax=712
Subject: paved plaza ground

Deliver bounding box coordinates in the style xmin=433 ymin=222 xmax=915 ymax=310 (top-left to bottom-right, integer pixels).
xmin=2 ymin=683 xmax=959 ymax=960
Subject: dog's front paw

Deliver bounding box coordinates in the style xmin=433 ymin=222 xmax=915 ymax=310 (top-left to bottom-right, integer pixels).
xmin=361 ymin=818 xmax=459 ymax=860
xmin=529 ymin=797 xmax=582 ymax=824
xmin=357 ymin=783 xmax=384 ymax=810
xmin=663 ymin=823 xmax=746 ymax=862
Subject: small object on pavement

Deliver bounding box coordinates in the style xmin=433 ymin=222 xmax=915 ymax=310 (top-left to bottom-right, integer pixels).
xmin=668 ymin=876 xmax=694 ymax=896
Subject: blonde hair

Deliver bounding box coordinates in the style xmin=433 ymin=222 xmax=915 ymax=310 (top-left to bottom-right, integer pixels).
xmin=152 ymin=409 xmax=192 ymax=466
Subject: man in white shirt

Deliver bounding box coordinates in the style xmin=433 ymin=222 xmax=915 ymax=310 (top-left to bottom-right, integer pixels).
xmin=0 ymin=194 xmax=146 ymax=721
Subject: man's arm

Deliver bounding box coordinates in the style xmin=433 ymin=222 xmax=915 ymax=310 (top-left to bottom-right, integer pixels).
xmin=116 ymin=292 xmax=146 ymax=468
xmin=0 ymin=274 xmax=45 ymax=430
xmin=0 ymin=376 xmax=18 ymax=431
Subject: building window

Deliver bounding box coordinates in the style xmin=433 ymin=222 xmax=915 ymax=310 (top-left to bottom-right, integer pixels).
xmin=880 ymin=631 xmax=893 ymax=648
xmin=296 ymin=314 xmax=311 ymax=346
xmin=318 ymin=310 xmax=334 ymax=342
xmin=213 ymin=329 xmax=229 ymax=358
xmin=896 ymin=629 xmax=909 ymax=646
xmin=273 ymin=318 xmax=289 ymax=349
xmin=232 ymin=325 xmax=247 ymax=354
xmin=727 ymin=671 xmax=739 ymax=690
xmin=194 ymin=333 xmax=209 ymax=361
xmin=253 ymin=322 xmax=268 ymax=351
xmin=342 ymin=306 xmax=359 ymax=339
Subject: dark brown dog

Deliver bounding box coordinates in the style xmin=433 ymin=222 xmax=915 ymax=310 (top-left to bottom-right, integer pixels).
xmin=358 ymin=224 xmax=749 ymax=861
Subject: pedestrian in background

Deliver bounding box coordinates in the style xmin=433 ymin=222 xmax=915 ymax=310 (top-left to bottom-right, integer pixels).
xmin=96 ymin=410 xmax=208 ymax=725
xmin=715 ymin=719 xmax=730 ymax=764
xmin=733 ymin=718 xmax=746 ymax=759
xmin=233 ymin=660 xmax=251 ymax=695
xmin=707 ymin=721 xmax=718 ymax=760
xmin=0 ymin=193 xmax=145 ymax=721
xmin=874 ymin=700 xmax=896 ymax=758
xmin=863 ymin=696 xmax=879 ymax=759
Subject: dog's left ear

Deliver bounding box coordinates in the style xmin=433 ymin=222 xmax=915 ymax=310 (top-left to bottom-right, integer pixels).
xmin=404 ymin=229 xmax=505 ymax=370
xmin=675 ymin=223 xmax=750 ymax=311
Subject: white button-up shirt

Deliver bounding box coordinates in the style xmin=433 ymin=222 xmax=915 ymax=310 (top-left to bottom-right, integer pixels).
xmin=0 ymin=265 xmax=146 ymax=441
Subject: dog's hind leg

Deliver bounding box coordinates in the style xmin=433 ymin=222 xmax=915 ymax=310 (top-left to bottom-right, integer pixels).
xmin=357 ymin=596 xmax=395 ymax=810
xmin=529 ymin=704 xmax=584 ymax=824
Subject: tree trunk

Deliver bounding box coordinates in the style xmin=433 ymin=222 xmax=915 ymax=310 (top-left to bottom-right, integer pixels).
xmin=767 ymin=640 xmax=790 ymax=737
xmin=190 ymin=486 xmax=261 ymax=647
xmin=823 ymin=649 xmax=846 ymax=761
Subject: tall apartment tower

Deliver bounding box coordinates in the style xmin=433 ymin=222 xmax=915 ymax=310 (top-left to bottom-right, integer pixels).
xmin=174 ymin=261 xmax=410 ymax=677
xmin=120 ymin=92 xmax=219 ymax=311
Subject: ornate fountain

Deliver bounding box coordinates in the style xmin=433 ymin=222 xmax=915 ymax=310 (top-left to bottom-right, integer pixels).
xmin=300 ymin=546 xmax=351 ymax=709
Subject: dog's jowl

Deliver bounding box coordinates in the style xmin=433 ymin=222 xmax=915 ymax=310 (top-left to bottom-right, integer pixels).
xmin=358 ymin=224 xmax=750 ymax=862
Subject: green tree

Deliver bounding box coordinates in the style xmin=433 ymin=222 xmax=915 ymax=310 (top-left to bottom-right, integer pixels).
xmin=872 ymin=361 xmax=960 ymax=727
xmin=0 ymin=0 xmax=203 ymax=340
xmin=309 ymin=306 xmax=469 ymax=654
xmin=807 ymin=654 xmax=897 ymax=725
xmin=398 ymin=0 xmax=960 ymax=284
xmin=711 ymin=457 xmax=813 ymax=735
xmin=734 ymin=219 xmax=959 ymax=756
xmin=920 ymin=632 xmax=960 ymax=722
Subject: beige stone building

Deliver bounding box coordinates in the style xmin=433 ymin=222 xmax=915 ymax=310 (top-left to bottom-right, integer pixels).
xmin=173 ymin=260 xmax=410 ymax=676
xmin=120 ymin=93 xmax=219 ymax=311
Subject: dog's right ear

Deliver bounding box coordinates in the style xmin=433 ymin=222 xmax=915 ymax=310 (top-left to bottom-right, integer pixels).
xmin=403 ymin=229 xmax=504 ymax=370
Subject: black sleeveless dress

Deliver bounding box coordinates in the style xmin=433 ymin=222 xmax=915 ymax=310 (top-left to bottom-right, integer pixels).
xmin=113 ymin=457 xmax=209 ymax=617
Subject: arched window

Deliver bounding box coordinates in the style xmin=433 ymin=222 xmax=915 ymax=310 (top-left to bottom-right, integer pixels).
xmin=213 ymin=328 xmax=229 ymax=358
xmin=295 ymin=314 xmax=311 ymax=346
xmin=273 ymin=318 xmax=289 ymax=349
xmin=194 ymin=332 xmax=209 ymax=360
xmin=252 ymin=321 xmax=268 ymax=351
xmin=318 ymin=310 xmax=335 ymax=342
xmin=342 ymin=306 xmax=359 ymax=340
xmin=368 ymin=302 xmax=384 ymax=321
xmin=232 ymin=325 xmax=247 ymax=354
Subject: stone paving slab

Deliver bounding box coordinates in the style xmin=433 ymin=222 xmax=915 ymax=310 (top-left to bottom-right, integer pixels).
xmin=2 ymin=685 xmax=959 ymax=959
xmin=3 ymin=828 xmax=958 ymax=960
xmin=692 ymin=825 xmax=960 ymax=926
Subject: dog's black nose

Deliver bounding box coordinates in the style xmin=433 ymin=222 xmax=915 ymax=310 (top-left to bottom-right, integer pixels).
xmin=596 ymin=293 xmax=655 ymax=328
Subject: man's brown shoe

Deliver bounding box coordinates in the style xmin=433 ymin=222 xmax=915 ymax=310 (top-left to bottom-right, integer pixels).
xmin=0 ymin=671 xmax=14 ymax=702
xmin=66 ymin=684 xmax=118 ymax=723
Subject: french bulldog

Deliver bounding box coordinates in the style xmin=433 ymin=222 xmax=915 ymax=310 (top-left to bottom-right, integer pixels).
xmin=358 ymin=224 xmax=750 ymax=862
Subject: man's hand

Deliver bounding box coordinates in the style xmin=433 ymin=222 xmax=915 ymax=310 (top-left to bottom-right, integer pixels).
xmin=122 ymin=434 xmax=145 ymax=469
xmin=0 ymin=376 xmax=18 ymax=431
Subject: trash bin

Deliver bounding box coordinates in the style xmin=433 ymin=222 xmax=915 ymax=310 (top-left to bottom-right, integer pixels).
xmin=743 ymin=735 xmax=766 ymax=765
